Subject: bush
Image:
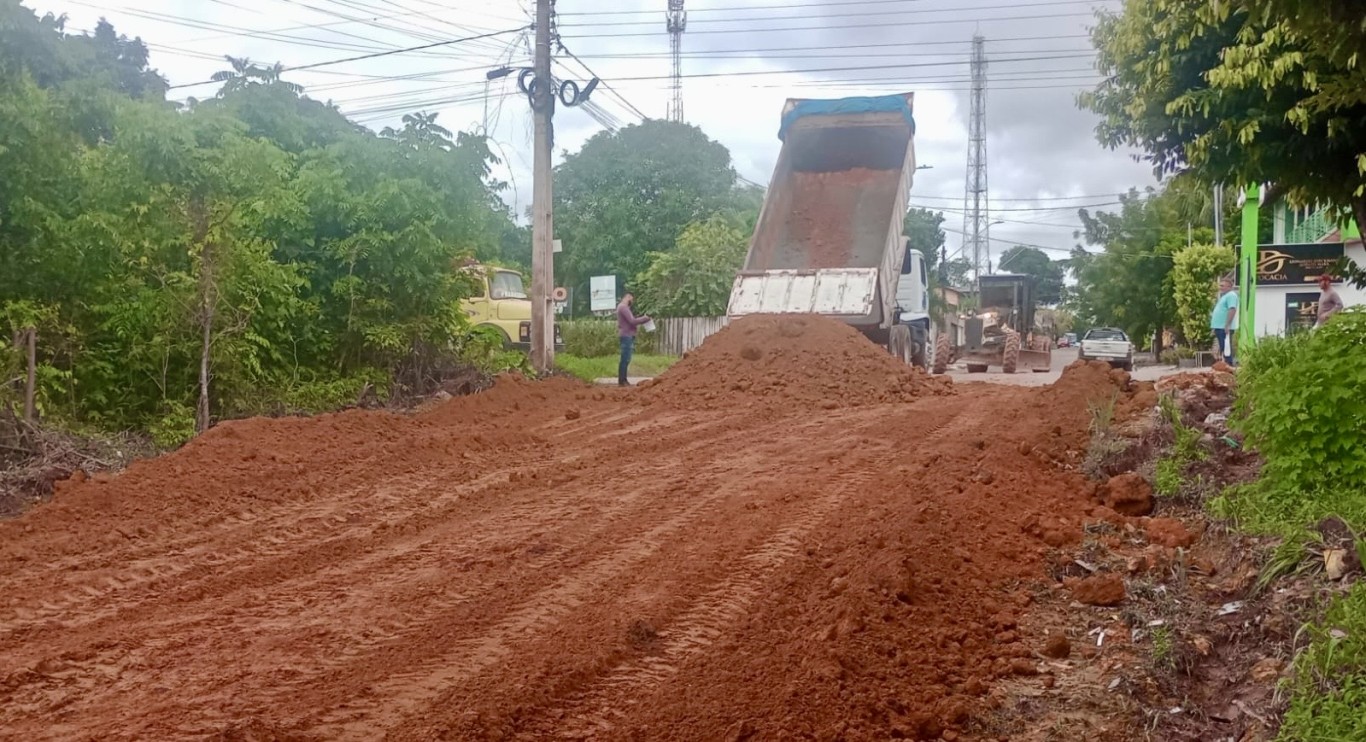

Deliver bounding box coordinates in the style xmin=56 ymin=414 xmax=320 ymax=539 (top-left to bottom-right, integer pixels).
xmin=1217 ymin=311 xmax=1366 ymax=530
xmin=560 ymin=319 xmax=656 ymax=356
xmin=1171 ymin=244 xmax=1236 ymax=349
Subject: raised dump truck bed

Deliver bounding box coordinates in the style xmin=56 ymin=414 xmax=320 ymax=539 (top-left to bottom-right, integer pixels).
xmin=728 ymin=94 xmax=931 ymax=363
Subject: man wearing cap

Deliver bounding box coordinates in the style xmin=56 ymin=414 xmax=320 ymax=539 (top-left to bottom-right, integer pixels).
xmin=617 ymin=291 xmax=651 ymax=387
xmin=1316 ymin=274 xmax=1344 ymax=328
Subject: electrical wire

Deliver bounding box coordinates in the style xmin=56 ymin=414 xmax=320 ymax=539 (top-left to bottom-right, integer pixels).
xmin=561 ymin=12 xmax=1098 ymax=38
xmin=557 ymin=0 xmax=1112 ymax=27
xmin=166 ymin=25 xmax=530 ymax=90
xmin=605 ymin=53 xmax=1097 ymax=82
xmin=559 ymin=0 xmax=1119 ymax=16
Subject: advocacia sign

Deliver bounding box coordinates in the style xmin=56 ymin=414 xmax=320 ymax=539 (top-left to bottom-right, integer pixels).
xmin=1253 ymin=243 xmax=1345 ymax=285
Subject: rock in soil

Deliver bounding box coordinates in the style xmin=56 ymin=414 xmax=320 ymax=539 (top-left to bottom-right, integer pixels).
xmin=1070 ymin=573 xmax=1127 ymax=607
xmin=1101 ymin=472 xmax=1154 ymax=517
xmin=1043 ymin=633 xmax=1072 ymax=659
xmin=1143 ymin=517 xmax=1197 ymax=548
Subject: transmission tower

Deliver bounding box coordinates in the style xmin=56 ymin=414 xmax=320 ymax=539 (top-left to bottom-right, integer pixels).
xmin=666 ymin=0 xmax=687 ymax=121
xmin=963 ymin=34 xmax=990 ymax=288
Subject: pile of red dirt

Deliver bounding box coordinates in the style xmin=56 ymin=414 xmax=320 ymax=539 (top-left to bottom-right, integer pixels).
xmin=0 ymin=374 xmax=596 ymax=564
xmin=641 ymin=314 xmax=954 ymax=409
xmin=785 ymin=168 xmax=901 ymax=269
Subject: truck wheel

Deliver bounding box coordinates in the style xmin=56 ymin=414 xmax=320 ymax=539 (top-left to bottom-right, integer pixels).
xmin=888 ymin=325 xmax=913 ymax=365
xmin=1002 ymin=331 xmax=1021 ymax=374
xmin=932 ymin=332 xmax=950 ymax=375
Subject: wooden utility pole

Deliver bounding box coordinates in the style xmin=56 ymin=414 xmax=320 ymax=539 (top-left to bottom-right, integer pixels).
xmin=22 ymin=327 xmax=36 ymax=422
xmin=529 ymin=0 xmax=555 ymax=372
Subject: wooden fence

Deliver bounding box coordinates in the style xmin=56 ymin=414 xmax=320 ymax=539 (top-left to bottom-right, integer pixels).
xmin=655 ymin=317 xmax=728 ymax=356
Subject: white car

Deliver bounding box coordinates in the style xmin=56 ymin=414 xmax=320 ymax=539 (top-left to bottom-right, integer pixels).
xmin=1078 ymin=327 xmax=1134 ymax=372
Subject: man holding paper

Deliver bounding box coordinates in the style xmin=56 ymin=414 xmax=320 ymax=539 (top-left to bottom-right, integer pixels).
xmin=1210 ymin=275 xmax=1239 ymax=366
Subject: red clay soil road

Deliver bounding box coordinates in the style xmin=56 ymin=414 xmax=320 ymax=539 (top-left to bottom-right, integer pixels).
xmin=0 ymin=321 xmax=1144 ymax=741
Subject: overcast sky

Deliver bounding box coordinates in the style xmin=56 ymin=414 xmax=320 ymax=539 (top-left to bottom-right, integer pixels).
xmin=26 ymin=0 xmax=1157 ymax=264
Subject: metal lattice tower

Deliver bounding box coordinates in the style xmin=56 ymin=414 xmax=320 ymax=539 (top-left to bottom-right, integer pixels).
xmin=963 ymin=34 xmax=990 ymax=287
xmin=666 ymin=0 xmax=687 ymax=121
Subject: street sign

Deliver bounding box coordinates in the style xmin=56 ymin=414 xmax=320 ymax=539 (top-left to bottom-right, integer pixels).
xmin=590 ymin=275 xmax=616 ymax=312
xmin=553 ymin=239 xmax=563 ymax=254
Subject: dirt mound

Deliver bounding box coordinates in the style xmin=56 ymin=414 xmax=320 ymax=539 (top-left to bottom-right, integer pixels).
xmin=641 ymin=314 xmax=953 ymax=409
xmin=0 ymin=374 xmax=594 ymax=565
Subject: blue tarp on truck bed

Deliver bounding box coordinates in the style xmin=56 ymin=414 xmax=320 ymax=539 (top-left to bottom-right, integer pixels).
xmin=778 ymin=95 xmax=915 ymax=140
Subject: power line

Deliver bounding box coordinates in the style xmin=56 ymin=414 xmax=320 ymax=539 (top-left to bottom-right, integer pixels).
xmin=167 ymin=26 xmax=529 ymax=90
xmin=606 ymin=53 xmax=1096 ymax=82
xmin=911 ymin=193 xmax=1126 ymax=203
xmin=557 ymin=0 xmax=1110 ymax=27
xmin=555 ymin=46 xmax=651 ymax=121
xmin=560 ymin=0 xmax=1118 ymax=15
xmin=555 ymin=34 xmax=1092 ymax=55
xmin=561 ymin=12 xmax=1096 ymax=38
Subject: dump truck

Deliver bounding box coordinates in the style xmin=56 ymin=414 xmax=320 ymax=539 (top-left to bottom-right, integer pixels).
xmin=931 ymin=273 xmax=1051 ymax=374
xmin=725 ymin=93 xmax=934 ymax=367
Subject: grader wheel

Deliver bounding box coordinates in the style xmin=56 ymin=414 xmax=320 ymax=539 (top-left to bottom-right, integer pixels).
xmin=932 ymin=332 xmax=951 ymax=375
xmin=1002 ymin=331 xmax=1021 ymax=374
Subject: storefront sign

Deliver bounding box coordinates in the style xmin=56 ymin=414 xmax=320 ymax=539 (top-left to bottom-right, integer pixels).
xmin=1253 ymin=243 xmax=1345 ymax=285
xmin=1284 ymin=292 xmax=1319 ymax=334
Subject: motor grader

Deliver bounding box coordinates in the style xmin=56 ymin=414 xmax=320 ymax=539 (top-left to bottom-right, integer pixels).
xmin=932 ymin=273 xmax=1051 ymax=374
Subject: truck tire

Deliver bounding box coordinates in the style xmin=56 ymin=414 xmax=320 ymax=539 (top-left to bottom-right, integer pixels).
xmin=888 ymin=325 xmax=913 ymax=365
xmin=933 ymin=332 xmax=950 ymax=375
xmin=1002 ymin=331 xmax=1021 ymax=374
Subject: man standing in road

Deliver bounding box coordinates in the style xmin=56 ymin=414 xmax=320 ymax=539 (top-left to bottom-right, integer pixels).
xmin=1316 ymin=273 xmax=1344 ymax=327
xmin=617 ymin=291 xmax=651 ymax=387
xmin=1210 ymin=275 xmax=1239 ymax=365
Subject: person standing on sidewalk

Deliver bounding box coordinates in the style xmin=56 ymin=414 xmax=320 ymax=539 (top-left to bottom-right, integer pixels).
xmin=616 ymin=292 xmax=651 ymax=387
xmin=1210 ymin=275 xmax=1239 ymax=365
xmin=1316 ymin=273 xmax=1344 ymax=328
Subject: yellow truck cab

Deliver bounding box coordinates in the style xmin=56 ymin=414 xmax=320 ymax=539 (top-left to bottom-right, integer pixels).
xmin=461 ymin=265 xmax=564 ymax=351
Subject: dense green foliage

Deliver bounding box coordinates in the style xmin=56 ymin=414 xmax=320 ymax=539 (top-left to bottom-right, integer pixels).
xmin=1083 ymin=0 xmax=1366 ymax=230
xmin=635 ymin=216 xmax=748 ymax=318
xmin=1217 ymin=312 xmax=1366 ymax=742
xmin=1219 ymin=310 xmax=1366 ymax=529
xmin=559 ymin=319 xmax=657 ymax=358
xmin=997 ymin=246 xmax=1065 ymax=305
xmin=1170 ymin=244 xmax=1237 ymax=348
xmin=1068 ymin=189 xmax=1182 ymax=350
xmin=552 ymin=120 xmax=740 ymax=309
xmin=0 ymin=3 xmax=526 ymax=441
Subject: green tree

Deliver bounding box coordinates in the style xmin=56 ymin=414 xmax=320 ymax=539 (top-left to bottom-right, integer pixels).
xmin=553 ymin=120 xmax=737 ymax=306
xmin=1082 ymin=0 xmax=1366 ymax=230
xmin=997 ymin=246 xmax=1066 ymax=305
xmin=1068 ymin=189 xmax=1186 ymax=351
xmin=1170 ymin=243 xmax=1237 ymax=348
xmin=635 ymin=216 xmax=748 ymax=317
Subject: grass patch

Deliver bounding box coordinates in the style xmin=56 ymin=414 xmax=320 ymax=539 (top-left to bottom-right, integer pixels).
xmin=1154 ymin=394 xmax=1207 ymax=498
xmin=1278 ymin=583 xmax=1366 ymax=741
xmin=554 ymin=354 xmax=677 ymax=382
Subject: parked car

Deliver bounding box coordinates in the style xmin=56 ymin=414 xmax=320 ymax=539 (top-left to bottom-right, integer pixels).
xmin=1057 ymin=332 xmax=1077 ymax=349
xmin=1078 ymin=327 xmax=1134 ymax=371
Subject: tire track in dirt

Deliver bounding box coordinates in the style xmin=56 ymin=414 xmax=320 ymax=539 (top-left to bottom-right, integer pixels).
xmin=0 ymin=409 xmax=791 ymax=739
xmin=0 ymin=408 xmax=741 ymax=649
xmin=527 ymin=403 xmax=976 ymax=740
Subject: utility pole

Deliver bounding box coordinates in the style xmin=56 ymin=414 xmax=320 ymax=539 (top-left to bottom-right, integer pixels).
xmin=530 ymin=0 xmax=555 ymax=372
xmin=962 ymin=34 xmax=990 ymax=291
xmin=666 ymin=0 xmax=687 ymax=122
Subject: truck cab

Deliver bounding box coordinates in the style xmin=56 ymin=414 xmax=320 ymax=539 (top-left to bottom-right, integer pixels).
xmin=895 ymin=242 xmax=933 ymax=367
xmin=460 ymin=265 xmax=564 ymax=351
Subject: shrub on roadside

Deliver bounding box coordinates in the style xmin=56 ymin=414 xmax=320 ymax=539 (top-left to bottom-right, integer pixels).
xmin=1220 ymin=309 xmax=1366 ymax=529
xmin=561 ymin=319 xmax=656 ymax=357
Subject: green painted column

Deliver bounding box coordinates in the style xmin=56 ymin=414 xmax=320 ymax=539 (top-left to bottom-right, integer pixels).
xmin=1239 ymin=184 xmax=1259 ymax=351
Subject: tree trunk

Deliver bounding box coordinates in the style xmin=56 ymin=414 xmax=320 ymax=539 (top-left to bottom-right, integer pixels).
xmin=23 ymin=327 xmax=36 ymax=422
xmin=194 ymin=200 xmax=214 ymax=434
